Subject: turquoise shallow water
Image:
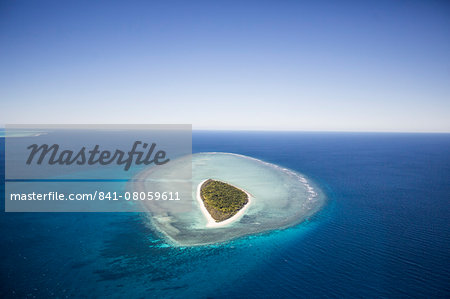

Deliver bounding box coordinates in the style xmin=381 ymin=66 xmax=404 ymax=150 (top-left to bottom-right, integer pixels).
xmin=133 ymin=152 xmax=325 ymax=246
xmin=1 ymin=132 xmax=450 ymax=297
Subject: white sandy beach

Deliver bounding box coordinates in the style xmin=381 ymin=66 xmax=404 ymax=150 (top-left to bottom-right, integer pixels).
xmin=128 ymin=152 xmax=324 ymax=246
xmin=196 ymin=179 xmax=253 ymax=228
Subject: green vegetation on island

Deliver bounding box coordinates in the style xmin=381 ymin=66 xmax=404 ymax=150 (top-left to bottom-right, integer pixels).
xmin=200 ymin=179 xmax=249 ymax=222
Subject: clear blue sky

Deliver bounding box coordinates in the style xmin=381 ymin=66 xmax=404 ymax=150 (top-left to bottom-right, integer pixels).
xmin=1 ymin=0 xmax=449 ymax=132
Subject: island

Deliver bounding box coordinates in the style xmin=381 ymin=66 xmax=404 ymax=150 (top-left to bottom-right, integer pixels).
xmin=131 ymin=152 xmax=324 ymax=245
xmin=200 ymin=179 xmax=249 ymax=222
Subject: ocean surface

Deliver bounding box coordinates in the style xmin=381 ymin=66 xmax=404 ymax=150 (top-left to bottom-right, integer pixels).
xmin=1 ymin=132 xmax=449 ymax=298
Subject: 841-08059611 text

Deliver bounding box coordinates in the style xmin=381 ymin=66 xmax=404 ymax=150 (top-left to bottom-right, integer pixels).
xmin=9 ymin=191 xmax=181 ymax=201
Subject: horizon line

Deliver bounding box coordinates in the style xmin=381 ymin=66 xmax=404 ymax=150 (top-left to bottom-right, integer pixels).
xmin=193 ymin=129 xmax=450 ymax=134
xmin=0 ymin=126 xmax=449 ymax=134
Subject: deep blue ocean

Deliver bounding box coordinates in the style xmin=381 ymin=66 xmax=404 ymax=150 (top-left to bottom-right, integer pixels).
xmin=1 ymin=132 xmax=449 ymax=298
